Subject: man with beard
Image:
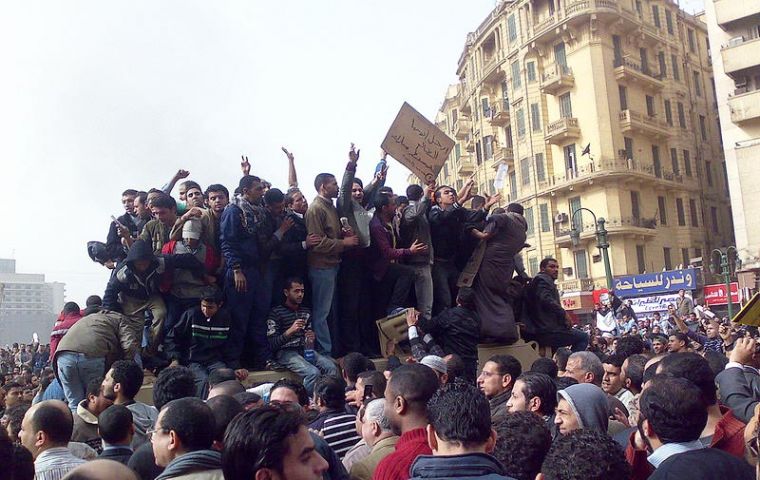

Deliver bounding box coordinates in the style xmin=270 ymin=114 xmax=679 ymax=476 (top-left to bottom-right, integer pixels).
xmin=106 ymin=189 xmax=150 ymax=267
xmin=101 ymin=360 xmax=158 ymax=449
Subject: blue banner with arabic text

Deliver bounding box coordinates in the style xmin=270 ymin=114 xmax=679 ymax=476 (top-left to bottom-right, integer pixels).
xmin=613 ymin=269 xmax=698 ymax=297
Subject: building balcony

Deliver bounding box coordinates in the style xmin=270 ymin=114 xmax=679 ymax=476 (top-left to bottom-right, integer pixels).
xmin=528 ymin=0 xmax=628 ymax=44
xmin=481 ymin=51 xmax=506 ymax=85
xmin=555 ymin=216 xmax=658 ymax=247
xmin=545 ymin=117 xmax=581 ymax=145
xmin=539 ymin=158 xmax=699 ymax=196
xmin=613 ymin=59 xmax=664 ymax=91
xmin=541 ymin=64 xmax=575 ymax=95
xmin=722 ymin=37 xmax=760 ymax=76
xmin=729 ymin=89 xmax=760 ymax=124
xmin=453 ymin=118 xmax=471 ymax=140
xmin=714 ymin=0 xmax=760 ymax=28
xmin=487 ymin=102 xmax=510 ymax=127
xmin=492 ymin=147 xmax=514 ymax=167
xmin=458 ymin=90 xmax=472 ymax=115
xmin=464 ymin=136 xmax=475 ymax=153
xmin=457 ymin=156 xmax=475 ymax=175
xmin=618 ymin=109 xmax=671 ymax=139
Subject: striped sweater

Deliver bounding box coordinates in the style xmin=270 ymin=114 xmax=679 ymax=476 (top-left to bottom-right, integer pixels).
xmin=164 ymin=305 xmax=234 ymax=366
xmin=309 ymin=409 xmax=362 ymax=460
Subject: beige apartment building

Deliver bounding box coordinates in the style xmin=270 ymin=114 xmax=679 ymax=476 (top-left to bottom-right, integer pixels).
xmin=703 ymin=1 xmax=760 ymax=274
xmin=432 ymin=0 xmax=734 ymax=298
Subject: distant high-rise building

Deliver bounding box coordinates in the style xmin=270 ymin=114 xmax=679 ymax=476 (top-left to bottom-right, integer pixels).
xmin=704 ymin=0 xmax=760 ymax=275
xmin=0 ymin=259 xmax=65 ymax=344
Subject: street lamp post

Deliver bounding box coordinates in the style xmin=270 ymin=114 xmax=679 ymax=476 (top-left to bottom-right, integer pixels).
xmin=569 ymin=207 xmax=613 ymax=290
xmin=710 ymin=246 xmax=740 ymax=320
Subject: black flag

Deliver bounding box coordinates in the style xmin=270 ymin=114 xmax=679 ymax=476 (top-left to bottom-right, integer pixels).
xmin=581 ymin=143 xmax=591 ymax=156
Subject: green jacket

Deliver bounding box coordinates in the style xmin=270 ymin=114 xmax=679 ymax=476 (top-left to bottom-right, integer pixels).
xmin=349 ymin=435 xmax=399 ymax=480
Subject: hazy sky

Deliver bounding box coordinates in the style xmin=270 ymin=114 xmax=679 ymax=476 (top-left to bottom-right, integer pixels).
xmin=0 ymin=1 xmax=499 ymax=304
xmin=0 ymin=0 xmax=706 ymax=305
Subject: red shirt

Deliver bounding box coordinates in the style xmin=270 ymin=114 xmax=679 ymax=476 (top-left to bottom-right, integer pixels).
xmin=373 ymin=428 xmax=432 ymax=480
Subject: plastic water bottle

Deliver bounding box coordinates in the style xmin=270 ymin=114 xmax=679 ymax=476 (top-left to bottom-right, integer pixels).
xmin=304 ymin=335 xmax=316 ymax=365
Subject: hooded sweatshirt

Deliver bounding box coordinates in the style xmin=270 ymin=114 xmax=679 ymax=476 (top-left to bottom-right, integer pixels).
xmin=125 ymin=401 xmax=158 ymax=449
xmin=558 ymin=383 xmax=609 ymax=432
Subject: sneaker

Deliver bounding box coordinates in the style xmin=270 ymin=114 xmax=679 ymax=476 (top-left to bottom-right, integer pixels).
xmin=265 ymin=359 xmax=287 ymax=371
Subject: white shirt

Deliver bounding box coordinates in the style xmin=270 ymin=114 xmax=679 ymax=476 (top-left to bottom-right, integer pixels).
xmin=35 ymin=446 xmax=86 ymax=480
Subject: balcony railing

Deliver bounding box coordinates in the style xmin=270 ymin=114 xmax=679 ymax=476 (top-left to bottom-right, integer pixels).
xmin=541 ymin=64 xmax=575 ymax=95
xmin=619 ymin=109 xmax=671 ymax=139
xmin=613 ymin=58 xmax=665 ymax=90
xmin=543 ymin=158 xmax=695 ymax=190
xmin=487 ymin=101 xmax=510 ymax=126
xmin=545 ymin=117 xmax=581 ymax=144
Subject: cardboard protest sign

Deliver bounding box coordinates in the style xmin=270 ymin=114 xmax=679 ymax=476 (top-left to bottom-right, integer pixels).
xmin=733 ymin=292 xmax=760 ymax=326
xmin=381 ymin=102 xmax=455 ymax=183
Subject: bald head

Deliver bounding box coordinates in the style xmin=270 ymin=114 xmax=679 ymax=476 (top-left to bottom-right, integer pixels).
xmin=62 ymin=459 xmax=138 ymax=480
xmin=20 ymin=400 xmax=74 ymax=457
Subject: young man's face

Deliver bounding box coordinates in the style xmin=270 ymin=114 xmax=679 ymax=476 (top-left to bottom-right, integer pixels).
xmin=284 ymin=283 xmax=305 ymax=306
xmin=186 ymin=188 xmax=204 ymax=208
xmin=706 ymin=323 xmax=719 ymax=338
xmin=382 ymin=198 xmax=397 ymax=218
xmin=101 ymin=369 xmax=118 ymax=401
xmin=554 ymin=398 xmax=580 ymax=435
xmin=135 ymin=196 xmax=151 ymax=218
xmin=477 ymin=361 xmax=509 ymax=399
xmin=506 ymin=379 xmax=532 ymax=414
xmin=151 ymin=206 xmax=175 ymax=226
xmin=274 ymin=425 xmax=328 ymax=480
xmin=122 ymin=195 xmax=136 ymax=215
xmin=435 ymin=187 xmax=457 ymax=207
xmin=18 ymin=406 xmax=39 ymax=457
xmin=268 ymin=201 xmax=286 ymax=218
xmin=652 ymin=339 xmax=666 ymax=354
xmin=151 ymin=409 xmax=173 ymax=467
xmin=207 ymin=191 xmax=228 ymax=214
xmin=321 ymin=177 xmax=339 ymax=199
xmin=5 ymin=387 xmax=23 ymax=408
xmin=542 ymin=261 xmax=560 ymax=279
xmin=668 ymin=336 xmax=685 ymax=352
xmin=602 ymin=363 xmax=624 ymax=395
xmin=178 ymin=184 xmax=188 ymax=201
xmin=291 ymin=191 xmax=308 ymax=214
xmin=200 ymin=299 xmax=220 ymax=318
xmin=352 ymin=183 xmax=364 ymax=203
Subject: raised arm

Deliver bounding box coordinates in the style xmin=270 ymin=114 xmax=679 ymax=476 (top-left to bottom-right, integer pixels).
xmin=281 ymin=147 xmax=299 ymax=189
xmin=162 ymin=169 xmax=190 ymax=195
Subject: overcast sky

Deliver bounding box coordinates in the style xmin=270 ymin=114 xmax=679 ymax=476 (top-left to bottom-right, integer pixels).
xmin=0 ymin=0 xmax=705 ymax=305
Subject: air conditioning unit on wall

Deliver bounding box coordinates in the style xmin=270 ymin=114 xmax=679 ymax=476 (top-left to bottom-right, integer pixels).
xmin=555 ymin=212 xmax=569 ymax=223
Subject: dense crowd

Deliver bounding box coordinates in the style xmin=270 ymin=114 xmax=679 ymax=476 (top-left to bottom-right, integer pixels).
xmin=1 ymin=146 xmax=760 ymax=479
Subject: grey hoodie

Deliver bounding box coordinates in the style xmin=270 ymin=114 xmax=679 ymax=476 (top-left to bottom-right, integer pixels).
xmin=126 ymin=401 xmax=158 ymax=449
xmin=558 ymin=383 xmax=609 ymax=432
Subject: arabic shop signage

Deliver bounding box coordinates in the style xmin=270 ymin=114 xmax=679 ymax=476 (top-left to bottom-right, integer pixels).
xmin=613 ymin=269 xmax=697 ymax=297
xmin=704 ymin=282 xmax=741 ymax=306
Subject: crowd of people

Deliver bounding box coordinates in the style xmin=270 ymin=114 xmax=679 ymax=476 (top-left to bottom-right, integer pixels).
xmin=1 ymin=146 xmax=759 ymax=479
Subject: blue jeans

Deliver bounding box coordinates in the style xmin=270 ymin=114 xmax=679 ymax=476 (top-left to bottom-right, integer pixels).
xmin=189 ymin=361 xmax=227 ymax=398
xmin=275 ymin=349 xmax=338 ymax=394
xmin=56 ymin=352 xmax=105 ymax=412
xmin=309 ymin=266 xmax=339 ymax=356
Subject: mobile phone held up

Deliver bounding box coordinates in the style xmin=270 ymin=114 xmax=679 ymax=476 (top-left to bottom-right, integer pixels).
xmin=362 ymin=384 xmax=373 ymax=405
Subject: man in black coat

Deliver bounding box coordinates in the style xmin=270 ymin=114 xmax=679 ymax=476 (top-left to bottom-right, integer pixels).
xmin=525 ymin=258 xmax=588 ymax=352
